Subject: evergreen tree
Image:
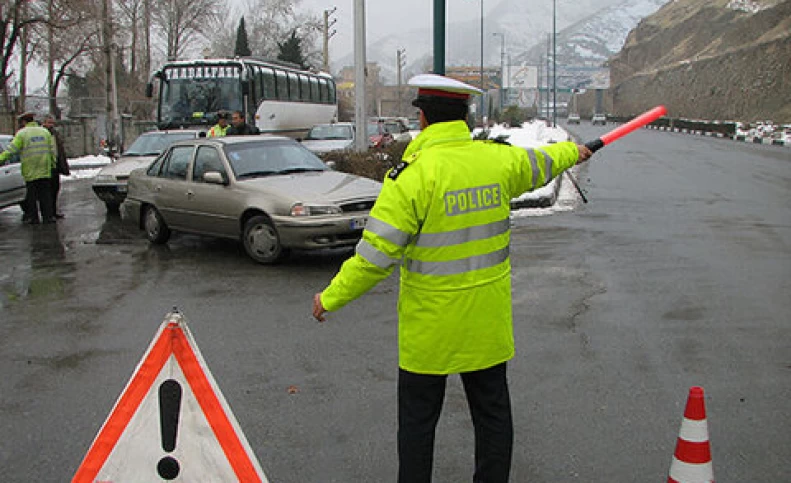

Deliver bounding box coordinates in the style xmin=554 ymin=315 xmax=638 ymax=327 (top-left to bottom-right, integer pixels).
xmin=277 ymin=30 xmax=308 ymax=69
xmin=235 ymin=17 xmax=252 ymax=57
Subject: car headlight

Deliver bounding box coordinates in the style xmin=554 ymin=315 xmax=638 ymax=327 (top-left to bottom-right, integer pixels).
xmin=94 ymin=174 xmax=117 ymax=183
xmin=290 ymin=203 xmax=342 ymax=216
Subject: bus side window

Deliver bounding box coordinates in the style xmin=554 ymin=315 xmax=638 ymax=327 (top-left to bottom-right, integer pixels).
xmin=309 ymin=77 xmax=319 ymax=103
xmin=263 ymin=68 xmax=276 ymax=100
xmin=288 ymin=72 xmax=300 ymax=101
xmin=276 ymin=70 xmax=289 ymax=101
xmin=300 ymin=75 xmax=310 ymax=102
xmin=327 ymin=81 xmax=337 ymax=104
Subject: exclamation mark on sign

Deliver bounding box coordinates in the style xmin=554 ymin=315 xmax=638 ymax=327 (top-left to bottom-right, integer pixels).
xmin=157 ymin=379 xmax=182 ymax=480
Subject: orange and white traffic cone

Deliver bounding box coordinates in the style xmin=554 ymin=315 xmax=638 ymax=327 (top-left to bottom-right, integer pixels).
xmin=668 ymin=386 xmax=714 ymax=483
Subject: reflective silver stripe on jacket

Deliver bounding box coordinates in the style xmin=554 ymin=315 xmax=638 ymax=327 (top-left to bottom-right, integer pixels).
xmin=525 ymin=148 xmax=541 ymax=189
xmin=539 ymin=148 xmax=554 ymax=184
xmin=365 ymin=216 xmax=411 ymax=247
xmin=415 ymin=218 xmax=510 ymax=248
xmin=356 ymin=239 xmax=401 ymax=269
xmin=405 ymin=246 xmax=509 ymax=276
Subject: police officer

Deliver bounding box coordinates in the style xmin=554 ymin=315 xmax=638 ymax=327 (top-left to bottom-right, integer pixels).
xmin=207 ymin=111 xmax=230 ymax=137
xmin=0 ymin=112 xmax=57 ymax=224
xmin=312 ymin=74 xmax=592 ymax=483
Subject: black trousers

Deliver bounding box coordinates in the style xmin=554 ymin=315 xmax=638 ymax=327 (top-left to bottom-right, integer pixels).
xmin=50 ymin=169 xmax=61 ymax=215
xmin=23 ymin=178 xmax=53 ymax=222
xmin=398 ymin=362 xmax=513 ymax=483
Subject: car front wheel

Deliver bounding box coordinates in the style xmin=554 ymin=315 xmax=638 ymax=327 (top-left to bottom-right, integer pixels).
xmin=243 ymin=215 xmax=285 ymax=264
xmin=144 ymin=206 xmax=171 ymax=244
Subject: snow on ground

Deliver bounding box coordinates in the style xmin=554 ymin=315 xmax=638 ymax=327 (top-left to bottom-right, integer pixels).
xmin=475 ymin=120 xmax=584 ymax=217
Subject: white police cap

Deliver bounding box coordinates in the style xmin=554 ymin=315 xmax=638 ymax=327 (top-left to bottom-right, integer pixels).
xmin=408 ymin=73 xmax=482 ymax=99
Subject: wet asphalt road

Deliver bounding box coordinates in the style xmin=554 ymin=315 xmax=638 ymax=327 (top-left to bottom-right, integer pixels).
xmin=0 ymin=127 xmax=789 ymax=482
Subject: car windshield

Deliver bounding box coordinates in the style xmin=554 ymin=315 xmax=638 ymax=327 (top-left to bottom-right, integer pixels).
xmin=407 ymin=120 xmax=420 ymax=130
xmin=226 ymin=140 xmax=329 ymax=179
xmin=305 ymin=125 xmax=353 ymax=141
xmin=124 ymin=132 xmax=197 ymax=156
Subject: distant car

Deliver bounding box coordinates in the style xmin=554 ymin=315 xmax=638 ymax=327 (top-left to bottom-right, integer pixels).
xmin=567 ymin=113 xmax=581 ymax=124
xmin=0 ymin=134 xmax=25 ymax=211
xmin=381 ymin=118 xmax=412 ymax=144
xmin=591 ymin=113 xmax=607 ymax=126
xmin=92 ymin=130 xmax=202 ymax=212
xmin=406 ymin=118 xmax=422 ymax=140
xmin=367 ymin=120 xmax=395 ymax=148
xmin=300 ymin=122 xmax=355 ymax=155
xmin=123 ymin=136 xmax=382 ymax=264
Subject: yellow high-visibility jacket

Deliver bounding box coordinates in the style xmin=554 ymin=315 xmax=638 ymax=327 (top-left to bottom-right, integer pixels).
xmin=207 ymin=123 xmax=228 ymax=137
xmin=321 ymin=120 xmax=580 ymax=374
xmin=0 ymin=122 xmax=55 ymax=182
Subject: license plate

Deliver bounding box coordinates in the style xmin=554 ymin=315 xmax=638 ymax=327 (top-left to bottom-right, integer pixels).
xmin=350 ymin=217 xmax=367 ymax=230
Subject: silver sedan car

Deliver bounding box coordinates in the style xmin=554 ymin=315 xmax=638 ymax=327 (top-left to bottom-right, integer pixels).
xmin=92 ymin=130 xmax=202 ymax=212
xmin=123 ymin=136 xmax=382 ymax=264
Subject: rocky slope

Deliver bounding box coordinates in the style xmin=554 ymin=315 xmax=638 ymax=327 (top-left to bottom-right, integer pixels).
xmin=605 ymin=0 xmax=791 ymax=122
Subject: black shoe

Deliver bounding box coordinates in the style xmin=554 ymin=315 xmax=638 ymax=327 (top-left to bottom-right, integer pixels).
xmin=54 ymin=213 xmax=65 ymax=219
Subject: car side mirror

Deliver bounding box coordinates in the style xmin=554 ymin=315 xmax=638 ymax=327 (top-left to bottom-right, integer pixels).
xmin=203 ymin=172 xmax=227 ymax=185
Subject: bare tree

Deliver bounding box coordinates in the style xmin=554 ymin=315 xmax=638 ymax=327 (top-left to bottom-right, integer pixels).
xmin=0 ymin=0 xmax=48 ymax=111
xmin=30 ymin=0 xmax=98 ymax=117
xmin=206 ymin=0 xmax=321 ymax=67
xmin=150 ymin=0 xmax=221 ymax=61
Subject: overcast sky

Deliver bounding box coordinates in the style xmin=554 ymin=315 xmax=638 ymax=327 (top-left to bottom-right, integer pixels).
xmin=290 ymin=0 xmax=504 ymax=59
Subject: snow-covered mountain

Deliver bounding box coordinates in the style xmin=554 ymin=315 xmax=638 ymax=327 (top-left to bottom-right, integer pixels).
xmin=334 ymin=0 xmax=669 ymax=83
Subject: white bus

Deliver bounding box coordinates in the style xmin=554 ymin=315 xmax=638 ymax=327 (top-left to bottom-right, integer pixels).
xmin=146 ymin=57 xmax=338 ymax=137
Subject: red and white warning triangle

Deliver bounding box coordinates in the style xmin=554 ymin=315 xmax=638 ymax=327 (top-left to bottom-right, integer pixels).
xmin=73 ymin=312 xmax=268 ymax=482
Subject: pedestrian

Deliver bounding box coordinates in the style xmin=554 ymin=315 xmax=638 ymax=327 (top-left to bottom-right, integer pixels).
xmin=42 ymin=114 xmax=70 ymax=218
xmin=311 ymin=73 xmax=592 ymax=483
xmin=0 ymin=112 xmax=57 ymax=224
xmin=207 ymin=111 xmax=230 ymax=137
xmin=226 ymin=110 xmax=260 ymax=136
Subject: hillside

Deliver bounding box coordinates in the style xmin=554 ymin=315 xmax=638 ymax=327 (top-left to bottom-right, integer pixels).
xmin=606 ymin=0 xmax=791 ymax=122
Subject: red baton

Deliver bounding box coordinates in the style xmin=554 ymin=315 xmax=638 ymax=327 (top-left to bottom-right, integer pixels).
xmin=585 ymin=105 xmax=667 ymax=152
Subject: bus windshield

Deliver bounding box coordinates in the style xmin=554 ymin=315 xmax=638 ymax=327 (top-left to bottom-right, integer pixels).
xmin=159 ymin=65 xmax=243 ymax=128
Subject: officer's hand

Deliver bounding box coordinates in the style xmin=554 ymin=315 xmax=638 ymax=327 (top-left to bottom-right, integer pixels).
xmin=313 ymin=292 xmax=328 ymax=322
xmin=576 ymin=144 xmax=593 ymax=163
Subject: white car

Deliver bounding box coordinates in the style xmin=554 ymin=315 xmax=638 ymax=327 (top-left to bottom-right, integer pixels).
xmin=299 ymin=123 xmax=355 ymax=155
xmin=92 ymin=130 xmax=202 ymax=212
xmin=0 ymin=134 xmax=25 ymax=211
xmin=591 ymin=113 xmax=607 ymax=126
xmin=567 ymin=113 xmax=581 ymax=124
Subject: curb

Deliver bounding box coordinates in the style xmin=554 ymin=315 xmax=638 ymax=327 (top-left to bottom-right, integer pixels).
xmin=645 ymin=125 xmax=789 ymax=147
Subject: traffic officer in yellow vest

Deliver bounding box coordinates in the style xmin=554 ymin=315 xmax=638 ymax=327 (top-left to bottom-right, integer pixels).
xmin=0 ymin=112 xmax=57 ymax=224
xmin=312 ymin=73 xmax=592 ymax=483
xmin=207 ymin=110 xmax=230 ymax=137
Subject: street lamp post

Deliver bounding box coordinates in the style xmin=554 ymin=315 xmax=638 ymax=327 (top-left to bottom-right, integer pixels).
xmin=479 ymin=0 xmax=484 ymax=125
xmin=492 ymin=32 xmax=505 ymax=112
xmin=552 ymin=0 xmax=557 ymax=127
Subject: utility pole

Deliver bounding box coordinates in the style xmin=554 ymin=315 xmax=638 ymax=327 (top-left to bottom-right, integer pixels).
xmin=353 ymin=0 xmax=367 ymax=152
xmin=546 ymin=34 xmax=551 ymax=119
xmin=479 ymin=0 xmax=485 ymax=124
xmin=492 ymin=32 xmax=504 ymax=113
xmin=552 ymin=0 xmax=557 ymax=127
xmin=102 ymin=0 xmax=117 ymax=152
xmin=322 ymin=7 xmax=337 ymax=73
xmin=397 ymin=48 xmax=406 ymax=117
